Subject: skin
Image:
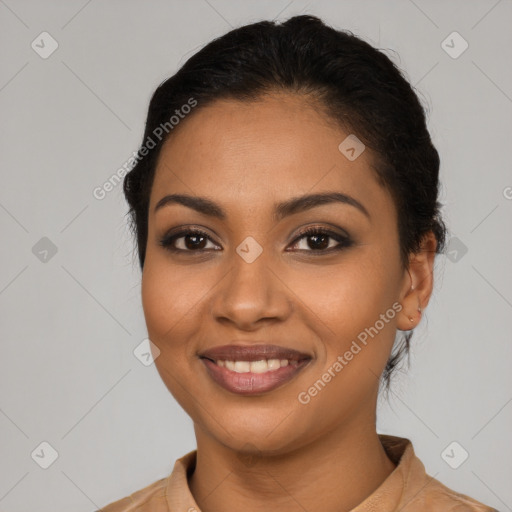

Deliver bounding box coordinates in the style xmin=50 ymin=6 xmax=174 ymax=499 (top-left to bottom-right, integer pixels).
xmin=141 ymin=92 xmax=437 ymax=512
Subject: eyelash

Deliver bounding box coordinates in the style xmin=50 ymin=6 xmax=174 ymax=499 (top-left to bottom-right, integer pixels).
xmin=159 ymin=226 xmax=353 ymax=255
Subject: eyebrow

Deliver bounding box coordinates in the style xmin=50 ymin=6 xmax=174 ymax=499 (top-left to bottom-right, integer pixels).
xmin=153 ymin=192 xmax=370 ymax=221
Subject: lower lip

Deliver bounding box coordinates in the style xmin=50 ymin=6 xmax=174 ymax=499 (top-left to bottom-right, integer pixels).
xmin=200 ymin=358 xmax=310 ymax=395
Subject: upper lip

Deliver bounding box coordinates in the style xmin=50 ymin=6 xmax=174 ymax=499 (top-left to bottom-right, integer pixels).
xmin=199 ymin=344 xmax=312 ymax=362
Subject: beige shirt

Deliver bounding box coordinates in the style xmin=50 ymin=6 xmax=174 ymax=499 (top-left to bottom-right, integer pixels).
xmin=98 ymin=435 xmax=497 ymax=511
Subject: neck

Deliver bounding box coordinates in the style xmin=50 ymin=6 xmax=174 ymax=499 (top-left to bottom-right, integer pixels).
xmin=189 ymin=412 xmax=396 ymax=512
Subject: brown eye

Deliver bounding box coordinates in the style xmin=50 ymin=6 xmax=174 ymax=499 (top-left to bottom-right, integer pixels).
xmin=159 ymin=229 xmax=220 ymax=253
xmin=289 ymin=227 xmax=353 ymax=253
xmin=181 ymin=232 xmax=208 ymax=250
xmin=304 ymin=232 xmax=330 ymax=250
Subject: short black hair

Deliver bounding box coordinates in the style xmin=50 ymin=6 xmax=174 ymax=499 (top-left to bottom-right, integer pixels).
xmin=123 ymin=15 xmax=447 ymax=392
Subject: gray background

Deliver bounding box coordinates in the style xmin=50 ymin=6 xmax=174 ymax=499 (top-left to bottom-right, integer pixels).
xmin=1 ymin=0 xmax=511 ymax=510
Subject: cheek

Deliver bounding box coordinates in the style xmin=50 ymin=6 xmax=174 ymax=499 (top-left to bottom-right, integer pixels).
xmin=290 ymin=268 xmax=399 ymax=421
xmin=140 ymin=259 xmax=204 ymax=407
xmin=141 ymin=258 xmax=196 ymax=353
xmin=141 ymin=254 xmax=225 ymax=364
xmin=294 ymin=253 xmax=398 ymax=328
xmin=293 ymin=250 xmax=401 ymax=373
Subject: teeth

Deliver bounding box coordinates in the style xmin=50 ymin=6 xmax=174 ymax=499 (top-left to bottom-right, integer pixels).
xmin=215 ymin=358 xmax=300 ymax=373
xmin=267 ymin=359 xmax=281 ymax=370
xmin=250 ymin=360 xmax=268 ymax=373
xmin=233 ymin=361 xmax=251 ymax=373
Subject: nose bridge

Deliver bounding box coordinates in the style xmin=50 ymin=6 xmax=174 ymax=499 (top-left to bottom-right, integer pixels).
xmin=232 ymin=238 xmax=272 ymax=292
xmin=210 ymin=236 xmax=289 ymax=327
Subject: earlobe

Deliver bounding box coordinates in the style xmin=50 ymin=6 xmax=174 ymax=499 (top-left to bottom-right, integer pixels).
xmin=396 ymin=232 xmax=437 ymax=331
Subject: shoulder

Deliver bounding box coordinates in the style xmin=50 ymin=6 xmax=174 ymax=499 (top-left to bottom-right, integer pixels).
xmin=405 ymin=474 xmax=498 ymax=511
xmin=378 ymin=435 xmax=497 ymax=512
xmin=97 ymin=476 xmax=170 ymax=512
xmin=96 ymin=450 xmax=198 ymax=512
xmin=403 ymin=455 xmax=497 ymax=512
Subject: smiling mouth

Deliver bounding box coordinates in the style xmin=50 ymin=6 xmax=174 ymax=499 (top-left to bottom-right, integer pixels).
xmin=198 ymin=344 xmax=312 ymax=395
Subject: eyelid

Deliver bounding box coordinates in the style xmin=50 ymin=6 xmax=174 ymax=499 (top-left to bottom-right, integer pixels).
xmin=159 ymin=223 xmax=219 ymax=241
xmin=291 ymin=223 xmax=350 ymax=242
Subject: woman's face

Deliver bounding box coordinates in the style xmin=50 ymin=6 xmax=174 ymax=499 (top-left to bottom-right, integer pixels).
xmin=141 ymin=93 xmax=412 ymax=454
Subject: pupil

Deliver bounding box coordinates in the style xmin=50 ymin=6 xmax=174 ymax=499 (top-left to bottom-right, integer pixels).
xmin=309 ymin=234 xmax=328 ymax=250
xmin=185 ymin=234 xmax=206 ymax=250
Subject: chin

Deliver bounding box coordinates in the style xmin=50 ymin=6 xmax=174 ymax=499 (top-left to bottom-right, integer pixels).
xmin=198 ymin=406 xmax=310 ymax=455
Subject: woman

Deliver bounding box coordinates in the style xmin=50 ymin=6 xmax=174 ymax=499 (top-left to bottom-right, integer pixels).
xmin=100 ymin=15 xmax=496 ymax=512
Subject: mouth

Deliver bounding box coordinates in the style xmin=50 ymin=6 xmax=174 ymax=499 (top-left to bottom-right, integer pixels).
xmin=198 ymin=344 xmax=312 ymax=395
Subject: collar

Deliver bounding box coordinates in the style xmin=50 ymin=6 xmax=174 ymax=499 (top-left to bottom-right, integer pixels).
xmin=164 ymin=434 xmax=439 ymax=511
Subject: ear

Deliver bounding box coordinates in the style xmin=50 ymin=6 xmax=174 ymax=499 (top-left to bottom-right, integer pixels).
xmin=396 ymin=231 xmax=438 ymax=331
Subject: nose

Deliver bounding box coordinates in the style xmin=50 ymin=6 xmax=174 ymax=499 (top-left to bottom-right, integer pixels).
xmin=209 ymin=248 xmax=292 ymax=331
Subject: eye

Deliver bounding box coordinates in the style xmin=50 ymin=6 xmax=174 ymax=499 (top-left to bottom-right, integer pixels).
xmin=288 ymin=226 xmax=353 ymax=253
xmin=159 ymin=226 xmax=353 ymax=255
xmin=159 ymin=228 xmax=220 ymax=253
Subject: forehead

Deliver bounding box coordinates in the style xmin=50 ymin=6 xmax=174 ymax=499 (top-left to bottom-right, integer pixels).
xmin=150 ymin=93 xmax=387 ymax=213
